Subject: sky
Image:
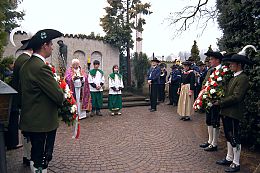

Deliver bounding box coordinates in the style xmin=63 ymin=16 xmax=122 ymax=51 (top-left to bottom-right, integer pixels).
xmin=17 ymin=0 xmax=222 ymax=58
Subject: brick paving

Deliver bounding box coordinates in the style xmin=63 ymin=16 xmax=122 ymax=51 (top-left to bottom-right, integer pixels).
xmin=6 ymin=103 xmax=254 ymax=173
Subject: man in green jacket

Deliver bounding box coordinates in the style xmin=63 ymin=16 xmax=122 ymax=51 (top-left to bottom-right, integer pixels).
xmin=214 ymin=54 xmax=253 ymax=172
xmin=20 ymin=29 xmax=65 ymax=173
xmin=11 ymin=38 xmax=33 ymax=166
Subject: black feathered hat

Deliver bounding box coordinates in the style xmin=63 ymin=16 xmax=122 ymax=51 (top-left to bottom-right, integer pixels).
xmin=27 ymin=29 xmax=63 ymax=49
xmin=204 ymin=51 xmax=224 ymax=61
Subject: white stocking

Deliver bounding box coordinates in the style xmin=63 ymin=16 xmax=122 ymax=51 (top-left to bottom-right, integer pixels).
xmin=226 ymin=142 xmax=233 ymax=161
xmin=207 ymin=126 xmax=213 ymax=144
xmin=233 ymin=145 xmax=241 ymax=166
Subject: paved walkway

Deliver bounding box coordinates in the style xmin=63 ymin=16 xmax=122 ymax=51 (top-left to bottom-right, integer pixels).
xmin=6 ymin=104 xmax=255 ymax=173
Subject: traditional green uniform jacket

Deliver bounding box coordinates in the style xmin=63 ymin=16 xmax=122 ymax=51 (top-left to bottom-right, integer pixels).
xmin=202 ymin=67 xmax=214 ymax=86
xmin=19 ymin=55 xmax=64 ymax=132
xmin=219 ymin=72 xmax=249 ymax=121
xmin=12 ymin=53 xmax=30 ymax=108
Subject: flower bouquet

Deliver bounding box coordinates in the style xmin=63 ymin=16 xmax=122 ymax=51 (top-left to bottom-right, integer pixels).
xmin=193 ymin=65 xmax=232 ymax=112
xmin=46 ymin=62 xmax=80 ymax=138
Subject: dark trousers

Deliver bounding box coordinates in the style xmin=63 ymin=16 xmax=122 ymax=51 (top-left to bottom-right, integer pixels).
xmin=169 ymin=84 xmax=179 ymax=105
xmin=194 ymin=84 xmax=202 ymax=99
xmin=206 ymin=106 xmax=220 ymax=128
xmin=5 ymin=110 xmax=19 ymax=148
xmin=150 ymin=84 xmax=158 ymax=110
xmin=222 ymin=116 xmax=241 ymax=146
xmin=29 ymin=129 xmax=57 ymax=169
xmin=158 ymin=84 xmax=165 ymax=102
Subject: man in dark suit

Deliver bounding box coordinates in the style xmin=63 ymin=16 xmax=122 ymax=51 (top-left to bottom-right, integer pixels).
xmin=215 ymin=54 xmax=253 ymax=172
xmin=167 ymin=65 xmax=181 ymax=106
xmin=20 ymin=29 xmax=65 ymax=173
xmin=147 ymin=58 xmax=161 ymax=112
xmin=10 ymin=39 xmax=33 ymax=166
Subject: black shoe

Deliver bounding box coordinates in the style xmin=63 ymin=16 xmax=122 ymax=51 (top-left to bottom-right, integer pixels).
xmin=179 ymin=116 xmax=185 ymax=120
xmin=204 ymin=145 xmax=218 ymax=151
xmin=90 ymin=111 xmax=95 ymax=117
xmin=199 ymin=142 xmax=210 ymax=148
xmin=96 ymin=111 xmax=103 ymax=116
xmin=23 ymin=157 xmax=30 ymax=167
xmin=225 ymin=163 xmax=240 ymax=172
xmin=216 ymin=158 xmax=233 ymax=166
xmin=150 ymin=109 xmax=156 ymax=112
xmin=183 ymin=117 xmax=191 ymax=121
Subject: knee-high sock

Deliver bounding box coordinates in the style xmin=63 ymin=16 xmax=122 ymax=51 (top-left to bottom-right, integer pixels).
xmin=23 ymin=136 xmax=31 ymax=159
xmin=211 ymin=127 xmax=219 ymax=146
xmin=233 ymin=145 xmax=241 ymax=166
xmin=207 ymin=126 xmax=213 ymax=144
xmin=226 ymin=142 xmax=233 ymax=161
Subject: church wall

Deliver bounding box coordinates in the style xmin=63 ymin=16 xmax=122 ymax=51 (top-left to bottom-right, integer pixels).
xmin=3 ymin=33 xmax=120 ymax=88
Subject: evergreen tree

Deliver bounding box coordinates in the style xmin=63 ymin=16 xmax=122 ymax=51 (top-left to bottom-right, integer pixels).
xmin=217 ymin=0 xmax=260 ymax=148
xmin=100 ymin=0 xmax=152 ymax=85
xmin=190 ymin=40 xmax=200 ymax=63
xmin=0 ymin=0 xmax=24 ymax=58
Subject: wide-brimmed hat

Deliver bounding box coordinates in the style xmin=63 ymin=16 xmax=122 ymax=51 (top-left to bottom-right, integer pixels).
xmin=18 ymin=38 xmax=31 ymax=50
xmin=204 ymin=51 xmax=224 ymax=61
xmin=151 ymin=58 xmax=160 ymax=63
xmin=223 ymin=54 xmax=253 ymax=65
xmin=182 ymin=61 xmax=192 ymax=66
xmin=197 ymin=61 xmax=205 ymax=66
xmin=27 ymin=29 xmax=63 ymax=49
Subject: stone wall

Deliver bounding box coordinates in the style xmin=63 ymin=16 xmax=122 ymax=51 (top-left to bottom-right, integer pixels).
xmin=3 ymin=33 xmax=120 ymax=88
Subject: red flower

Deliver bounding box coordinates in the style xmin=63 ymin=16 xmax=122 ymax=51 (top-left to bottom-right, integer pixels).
xmin=206 ymin=86 xmax=211 ymax=91
xmin=59 ymin=80 xmax=67 ymax=90
xmin=214 ymin=75 xmax=218 ymax=79
xmin=213 ymin=83 xmax=218 ymax=87
xmin=221 ymin=72 xmax=225 ymax=76
xmin=51 ymin=67 xmax=56 ymax=74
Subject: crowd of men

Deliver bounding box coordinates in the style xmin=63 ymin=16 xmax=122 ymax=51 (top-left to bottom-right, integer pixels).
xmin=147 ymin=51 xmax=253 ymax=172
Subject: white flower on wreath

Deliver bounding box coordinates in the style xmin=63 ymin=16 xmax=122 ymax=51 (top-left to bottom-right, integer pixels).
xmin=210 ymin=74 xmax=214 ymax=78
xmin=210 ymin=89 xmax=216 ymax=94
xmin=196 ymin=99 xmax=200 ymax=103
xmin=203 ymin=94 xmax=207 ymax=99
xmin=210 ymin=80 xmax=215 ymax=86
xmin=215 ymin=71 xmax=219 ymax=75
xmin=70 ymin=105 xmax=77 ymax=113
xmin=223 ymin=67 xmax=228 ymax=72
xmin=64 ymin=93 xmax=68 ymax=99
xmin=207 ymin=102 xmax=213 ymax=107
xmin=197 ymin=105 xmax=201 ymax=109
xmin=205 ymin=81 xmax=209 ymax=87
xmin=65 ymin=85 xmax=70 ymax=93
xmin=217 ymin=77 xmax=222 ymax=82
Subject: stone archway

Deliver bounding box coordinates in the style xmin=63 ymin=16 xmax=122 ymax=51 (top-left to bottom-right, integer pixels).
xmin=73 ymin=50 xmax=86 ymax=69
xmin=91 ymin=51 xmax=102 ymax=70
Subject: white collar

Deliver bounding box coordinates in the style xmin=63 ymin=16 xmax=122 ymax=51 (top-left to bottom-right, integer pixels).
xmin=33 ymin=53 xmax=46 ymax=63
xmin=215 ymin=64 xmax=222 ymax=70
xmin=234 ymin=70 xmax=243 ymax=77
xmin=23 ymin=51 xmax=32 ymax=57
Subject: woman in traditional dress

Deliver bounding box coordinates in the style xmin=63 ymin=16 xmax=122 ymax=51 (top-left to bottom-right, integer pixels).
xmin=177 ymin=61 xmax=195 ymax=121
xmin=65 ymin=59 xmax=92 ymax=119
xmin=108 ymin=65 xmax=124 ymax=115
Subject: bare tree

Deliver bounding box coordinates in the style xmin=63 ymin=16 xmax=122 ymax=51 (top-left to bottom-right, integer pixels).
xmin=167 ymin=0 xmax=218 ymax=38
